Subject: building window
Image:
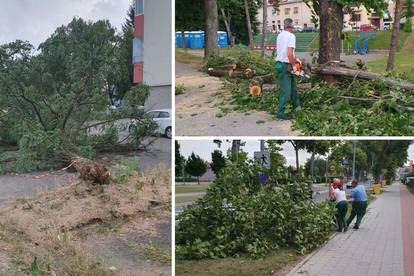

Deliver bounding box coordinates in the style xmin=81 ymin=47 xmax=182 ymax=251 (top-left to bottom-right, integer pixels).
xmin=135 ymin=0 xmax=144 ymax=15
xmin=277 ymin=10 xmax=280 ymax=16
xmin=294 ymin=19 xmax=299 ymax=25
xmin=294 ymin=7 xmax=299 ymax=14
xmin=133 ymin=37 xmax=144 ymax=64
xmin=351 ymin=14 xmax=361 ymax=22
xmin=285 ymin=8 xmax=290 ymax=15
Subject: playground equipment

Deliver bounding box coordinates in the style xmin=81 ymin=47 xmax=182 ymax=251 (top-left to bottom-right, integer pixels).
xmin=353 ymin=30 xmax=377 ymax=55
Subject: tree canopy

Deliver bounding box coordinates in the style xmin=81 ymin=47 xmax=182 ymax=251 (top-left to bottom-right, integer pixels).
xmin=0 ymin=18 xmax=154 ymax=172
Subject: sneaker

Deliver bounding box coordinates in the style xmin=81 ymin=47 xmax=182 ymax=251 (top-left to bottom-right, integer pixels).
xmin=344 ymin=226 xmax=348 ymax=232
xmin=353 ymin=225 xmax=359 ymax=230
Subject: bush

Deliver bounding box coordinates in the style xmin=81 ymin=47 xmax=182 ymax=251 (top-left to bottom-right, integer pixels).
xmin=176 ymin=160 xmax=336 ymax=259
xmin=403 ymin=21 xmax=412 ymax=32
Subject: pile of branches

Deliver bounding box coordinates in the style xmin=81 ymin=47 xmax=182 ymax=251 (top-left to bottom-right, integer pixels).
xmin=176 ymin=160 xmax=335 ymax=259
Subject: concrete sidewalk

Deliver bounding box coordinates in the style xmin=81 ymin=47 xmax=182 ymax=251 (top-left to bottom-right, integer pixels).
xmin=287 ymin=183 xmax=413 ymax=276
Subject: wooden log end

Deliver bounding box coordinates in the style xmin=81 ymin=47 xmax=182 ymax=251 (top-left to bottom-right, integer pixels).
xmin=249 ymin=85 xmax=262 ymax=96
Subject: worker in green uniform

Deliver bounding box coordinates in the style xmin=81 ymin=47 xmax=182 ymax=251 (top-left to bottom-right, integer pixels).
xmin=347 ymin=180 xmax=368 ymax=229
xmin=275 ymin=18 xmax=300 ymax=120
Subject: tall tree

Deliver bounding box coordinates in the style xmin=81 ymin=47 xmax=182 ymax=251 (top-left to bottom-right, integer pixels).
xmin=403 ymin=0 xmax=414 ymax=32
xmin=185 ymin=153 xmax=207 ymax=184
xmin=211 ymin=149 xmax=226 ymax=176
xmin=261 ymin=0 xmax=268 ymax=59
xmin=176 ymin=0 xmax=204 ymax=51
xmin=387 ymin=0 xmax=403 ymax=71
xmin=244 ymin=0 xmax=254 ymax=49
xmin=307 ymin=0 xmax=387 ymax=81
xmin=204 ymin=0 xmax=219 ymax=60
xmin=175 ymin=141 xmax=185 ymax=177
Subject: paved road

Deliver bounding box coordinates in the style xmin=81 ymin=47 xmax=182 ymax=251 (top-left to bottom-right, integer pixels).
xmin=175 ymin=63 xmax=300 ymax=136
xmin=287 ymin=183 xmax=414 ymax=276
xmin=138 ymin=137 xmax=171 ymax=173
xmin=0 ymin=138 xmax=171 ymax=204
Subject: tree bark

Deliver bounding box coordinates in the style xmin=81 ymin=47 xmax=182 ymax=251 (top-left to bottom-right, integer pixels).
xmin=312 ymin=65 xmax=414 ymax=90
xmin=204 ymin=0 xmax=219 ymax=60
xmin=387 ymin=0 xmax=403 ymax=72
xmin=244 ymin=0 xmax=254 ymax=49
xmin=181 ymin=31 xmax=187 ymax=52
xmin=261 ymin=1 xmax=268 ymax=59
xmin=318 ymin=0 xmax=343 ymax=83
xmin=220 ymin=8 xmax=234 ymax=47
xmin=231 ymin=140 xmax=241 ymax=161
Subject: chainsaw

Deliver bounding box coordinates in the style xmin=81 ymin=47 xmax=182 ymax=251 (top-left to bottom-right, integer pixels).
xmin=290 ymin=59 xmax=310 ymax=79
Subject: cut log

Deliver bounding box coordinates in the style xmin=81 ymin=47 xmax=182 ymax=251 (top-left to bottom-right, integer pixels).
xmin=312 ymin=65 xmax=414 ymax=91
xmin=207 ymin=68 xmax=251 ymax=79
xmin=69 ymin=155 xmax=110 ymax=184
xmin=249 ymin=73 xmax=275 ymax=95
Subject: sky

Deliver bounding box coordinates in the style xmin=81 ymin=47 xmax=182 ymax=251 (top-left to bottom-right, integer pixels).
xmin=178 ymin=140 xmax=414 ymax=167
xmin=0 ymin=0 xmax=131 ymax=47
xmin=178 ymin=140 xmax=312 ymax=167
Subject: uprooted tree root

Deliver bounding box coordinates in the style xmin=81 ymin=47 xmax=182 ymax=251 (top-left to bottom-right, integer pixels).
xmin=0 ymin=165 xmax=171 ymax=274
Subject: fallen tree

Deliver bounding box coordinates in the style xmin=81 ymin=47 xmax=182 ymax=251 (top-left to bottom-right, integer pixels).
xmin=312 ymin=65 xmax=414 ymax=91
xmin=0 ymin=19 xmax=156 ymax=176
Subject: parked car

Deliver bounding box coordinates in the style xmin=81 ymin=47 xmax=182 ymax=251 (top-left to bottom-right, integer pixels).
xmin=360 ymin=24 xmax=378 ymax=31
xmin=406 ymin=177 xmax=414 ymax=186
xmin=293 ymin=25 xmax=303 ymax=32
xmin=302 ymin=26 xmax=317 ymax=32
xmin=147 ymin=109 xmax=172 ymax=139
xmin=383 ymin=22 xmax=392 ymax=30
xmin=128 ymin=109 xmax=172 ymax=139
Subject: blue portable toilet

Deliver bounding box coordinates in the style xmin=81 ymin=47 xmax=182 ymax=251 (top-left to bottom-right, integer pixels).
xmin=217 ymin=31 xmax=229 ymax=48
xmin=176 ymin=32 xmax=182 ymax=48
xmin=190 ymin=31 xmax=205 ymax=49
xmin=176 ymin=32 xmax=191 ymax=48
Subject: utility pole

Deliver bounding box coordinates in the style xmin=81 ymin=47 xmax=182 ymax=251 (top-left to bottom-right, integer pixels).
xmin=260 ymin=140 xmax=265 ymax=152
xmin=352 ymin=141 xmax=356 ymax=180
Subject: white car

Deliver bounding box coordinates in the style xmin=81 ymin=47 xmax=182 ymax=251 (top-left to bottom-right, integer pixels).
xmin=147 ymin=109 xmax=172 ymax=139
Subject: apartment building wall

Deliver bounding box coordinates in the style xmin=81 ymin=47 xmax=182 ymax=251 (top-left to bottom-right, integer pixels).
xmin=133 ymin=0 xmax=171 ymax=87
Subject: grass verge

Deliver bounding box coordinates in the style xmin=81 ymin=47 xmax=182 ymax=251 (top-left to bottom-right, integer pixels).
xmin=310 ymin=30 xmax=410 ymax=51
xmin=176 ymin=183 xmax=211 ymax=193
xmin=176 ymin=194 xmax=204 ymax=204
xmin=176 ymin=249 xmax=301 ymax=276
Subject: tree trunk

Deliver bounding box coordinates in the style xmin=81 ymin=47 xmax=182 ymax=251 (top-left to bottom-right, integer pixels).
xmin=181 ymin=31 xmax=187 ymax=52
xmin=231 ymin=140 xmax=241 ymax=161
xmin=197 ymin=176 xmax=200 ymax=185
xmin=261 ymin=1 xmax=268 ymax=59
xmin=204 ymin=0 xmax=219 ymax=60
xmin=244 ymin=0 xmax=254 ymax=49
xmin=312 ymin=65 xmax=414 ymax=90
xmin=387 ymin=0 xmax=403 ymax=72
xmin=220 ymin=8 xmax=234 ymax=47
xmin=318 ymin=0 xmax=343 ymax=83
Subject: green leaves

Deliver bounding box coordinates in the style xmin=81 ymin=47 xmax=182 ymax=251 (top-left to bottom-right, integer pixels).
xmin=176 ymin=158 xmax=336 ymax=260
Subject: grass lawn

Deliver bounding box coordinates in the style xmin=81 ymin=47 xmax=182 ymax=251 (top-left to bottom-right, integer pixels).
xmin=176 ymin=49 xmax=204 ymax=69
xmin=176 ymin=249 xmax=301 ymax=276
xmin=368 ymin=32 xmax=414 ymax=74
xmin=176 ymin=182 xmax=211 ymax=194
xmin=309 ymin=30 xmax=410 ymax=51
xmin=176 ymin=194 xmax=204 ymax=204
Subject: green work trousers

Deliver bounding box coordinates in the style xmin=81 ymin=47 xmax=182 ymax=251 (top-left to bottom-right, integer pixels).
xmin=335 ymin=200 xmax=348 ymax=231
xmin=275 ymin=62 xmax=300 ymax=118
xmin=347 ymin=201 xmax=368 ymax=227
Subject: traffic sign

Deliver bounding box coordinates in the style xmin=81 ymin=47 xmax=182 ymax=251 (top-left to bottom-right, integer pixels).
xmin=254 ymin=151 xmax=270 ymax=168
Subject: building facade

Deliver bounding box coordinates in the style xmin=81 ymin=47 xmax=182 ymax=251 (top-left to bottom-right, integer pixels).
xmin=258 ymin=0 xmax=413 ymax=32
xmin=133 ymin=0 xmax=171 ymax=109
xmin=133 ymin=0 xmax=171 ymax=86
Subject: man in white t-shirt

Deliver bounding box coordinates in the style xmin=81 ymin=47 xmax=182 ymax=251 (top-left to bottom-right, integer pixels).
xmin=275 ymin=18 xmax=300 ymax=120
